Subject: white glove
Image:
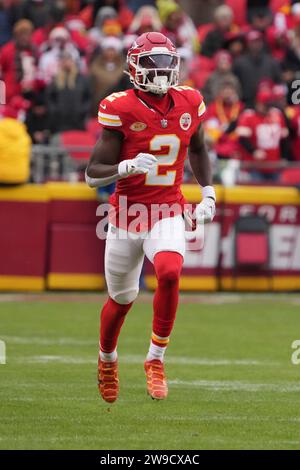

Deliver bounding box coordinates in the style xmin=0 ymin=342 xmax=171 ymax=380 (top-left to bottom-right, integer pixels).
xmin=195 ymin=197 xmax=216 ymax=224
xmin=118 ymin=153 xmax=157 ymax=178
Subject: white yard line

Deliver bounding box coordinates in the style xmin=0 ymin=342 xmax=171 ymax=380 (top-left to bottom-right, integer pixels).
xmin=169 ymin=379 xmax=300 ymax=393
xmin=1 ymin=336 xmax=95 ymax=346
xmin=13 ymin=354 xmax=278 ymax=367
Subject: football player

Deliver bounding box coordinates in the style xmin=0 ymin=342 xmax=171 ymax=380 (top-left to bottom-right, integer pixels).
xmin=86 ymin=32 xmax=216 ymax=403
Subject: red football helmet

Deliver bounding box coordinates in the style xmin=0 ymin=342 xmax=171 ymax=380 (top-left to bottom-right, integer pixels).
xmin=127 ymin=32 xmax=180 ymax=95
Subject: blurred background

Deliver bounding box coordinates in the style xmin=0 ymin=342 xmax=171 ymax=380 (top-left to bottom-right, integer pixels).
xmin=0 ymin=0 xmax=299 ymax=293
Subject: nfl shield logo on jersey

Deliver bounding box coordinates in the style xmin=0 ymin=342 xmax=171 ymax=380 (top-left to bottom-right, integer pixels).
xmin=180 ymin=113 xmax=192 ymax=131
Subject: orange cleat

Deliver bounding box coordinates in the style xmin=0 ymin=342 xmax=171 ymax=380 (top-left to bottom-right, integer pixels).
xmin=97 ymin=357 xmax=119 ymax=403
xmin=144 ymin=359 xmax=168 ymax=400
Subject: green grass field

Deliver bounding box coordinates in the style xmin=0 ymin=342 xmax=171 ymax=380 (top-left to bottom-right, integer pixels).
xmin=0 ymin=293 xmax=300 ymax=450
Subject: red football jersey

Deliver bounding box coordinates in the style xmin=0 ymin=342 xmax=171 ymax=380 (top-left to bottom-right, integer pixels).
xmin=236 ymin=108 xmax=288 ymax=170
xmin=98 ymin=86 xmax=206 ymax=230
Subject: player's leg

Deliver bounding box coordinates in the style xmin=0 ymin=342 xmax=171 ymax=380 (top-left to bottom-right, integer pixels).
xmin=143 ymin=215 xmax=185 ymax=399
xmin=98 ymin=226 xmax=144 ymax=403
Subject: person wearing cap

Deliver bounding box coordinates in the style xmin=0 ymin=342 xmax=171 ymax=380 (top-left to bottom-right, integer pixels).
xmin=203 ymin=50 xmax=241 ymax=104
xmin=45 ymin=51 xmax=91 ymax=134
xmin=201 ymin=5 xmax=239 ymax=58
xmin=38 ymin=26 xmax=82 ymax=85
xmin=236 ymin=87 xmax=289 ymax=181
xmin=129 ymin=5 xmax=162 ymax=36
xmin=157 ymin=0 xmax=199 ymax=53
xmin=0 ymin=19 xmax=38 ymax=102
xmin=89 ymin=35 xmax=131 ymax=113
xmin=233 ymin=30 xmax=282 ymax=107
xmin=204 ymin=80 xmax=244 ymax=160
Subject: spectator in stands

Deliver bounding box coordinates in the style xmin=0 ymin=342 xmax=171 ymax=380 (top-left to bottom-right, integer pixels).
xmin=45 ymin=51 xmax=91 ymax=134
xmin=0 ymin=0 xmax=21 ymax=47
xmin=89 ymin=36 xmax=131 ymax=113
xmin=0 ymin=19 xmax=38 ymax=102
xmin=157 ymin=0 xmax=199 ymax=52
xmin=30 ymin=3 xmax=88 ymax=53
xmin=90 ymin=0 xmax=133 ymax=32
xmin=249 ymin=4 xmax=273 ymax=32
xmin=177 ymin=47 xmax=193 ymax=86
xmin=25 ymin=93 xmax=50 ymax=144
xmin=203 ymin=50 xmax=241 ymax=105
xmin=236 ymin=88 xmax=289 ymax=181
xmin=224 ymin=32 xmax=246 ymax=59
xmin=204 ymin=80 xmax=244 ymax=160
xmin=0 ymin=100 xmax=31 ymax=186
xmin=20 ymin=0 xmax=52 ymax=29
xmin=129 ymin=5 xmax=162 ymax=36
xmin=128 ymin=0 xmax=156 ymax=13
xmin=247 ymin=0 xmax=271 ymax=23
xmin=38 ymin=26 xmax=82 ymax=85
xmin=201 ymin=5 xmax=238 ymax=58
xmin=233 ymin=30 xmax=282 ymax=107
xmin=88 ymin=6 xmax=120 ymax=47
xmin=273 ymin=1 xmax=300 ymax=35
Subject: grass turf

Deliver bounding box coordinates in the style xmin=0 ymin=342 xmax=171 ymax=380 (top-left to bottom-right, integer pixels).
xmin=0 ymin=294 xmax=300 ymax=450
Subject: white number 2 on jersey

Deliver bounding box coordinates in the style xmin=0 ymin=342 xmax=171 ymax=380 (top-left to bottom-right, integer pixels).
xmin=145 ymin=134 xmax=180 ymax=186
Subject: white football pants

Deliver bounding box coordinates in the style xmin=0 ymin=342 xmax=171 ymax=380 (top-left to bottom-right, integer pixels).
xmin=105 ymin=215 xmax=186 ymax=305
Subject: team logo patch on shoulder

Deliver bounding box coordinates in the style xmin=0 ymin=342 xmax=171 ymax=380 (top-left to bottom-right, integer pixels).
xmin=180 ymin=113 xmax=192 ymax=131
xmin=130 ymin=122 xmax=147 ymax=132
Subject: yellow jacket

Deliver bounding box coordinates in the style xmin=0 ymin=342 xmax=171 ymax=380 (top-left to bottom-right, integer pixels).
xmin=0 ymin=118 xmax=31 ymax=184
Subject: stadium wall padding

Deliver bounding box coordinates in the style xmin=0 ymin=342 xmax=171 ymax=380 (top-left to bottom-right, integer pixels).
xmin=0 ymin=183 xmax=299 ymax=292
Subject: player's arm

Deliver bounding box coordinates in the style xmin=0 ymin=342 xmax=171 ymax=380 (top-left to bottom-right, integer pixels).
xmin=189 ymin=124 xmax=216 ymax=223
xmin=86 ymin=129 xmax=157 ymax=188
xmin=86 ymin=128 xmax=122 ymax=187
xmin=189 ymin=124 xmax=213 ymax=187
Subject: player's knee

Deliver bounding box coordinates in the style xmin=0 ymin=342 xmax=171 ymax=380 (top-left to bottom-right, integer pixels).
xmin=157 ymin=266 xmax=180 ymax=284
xmin=154 ymin=252 xmax=183 ymax=285
xmin=112 ymin=289 xmax=139 ymax=305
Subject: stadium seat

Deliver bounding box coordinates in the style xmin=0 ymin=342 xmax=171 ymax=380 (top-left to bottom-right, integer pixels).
xmin=280 ymin=168 xmax=300 ymax=187
xmin=59 ymin=130 xmax=96 ymax=161
xmin=234 ymin=215 xmax=270 ymax=267
xmin=225 ymin=0 xmax=247 ymax=26
xmin=236 ymin=233 xmax=269 ymax=265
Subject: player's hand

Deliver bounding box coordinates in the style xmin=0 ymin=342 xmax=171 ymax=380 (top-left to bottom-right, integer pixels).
xmin=195 ymin=197 xmax=216 ymax=224
xmin=118 ymin=153 xmax=157 ymax=177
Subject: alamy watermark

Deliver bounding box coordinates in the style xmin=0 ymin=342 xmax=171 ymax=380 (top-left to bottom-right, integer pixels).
xmin=0 ymin=80 xmax=6 ymax=105
xmin=95 ymin=198 xmax=205 ymax=251
xmin=0 ymin=340 xmax=6 ymax=365
xmin=291 ymin=340 xmax=300 ymax=365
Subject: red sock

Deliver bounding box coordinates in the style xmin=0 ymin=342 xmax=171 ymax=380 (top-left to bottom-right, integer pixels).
xmin=152 ymin=252 xmax=183 ymax=340
xmin=100 ymin=297 xmax=133 ymax=353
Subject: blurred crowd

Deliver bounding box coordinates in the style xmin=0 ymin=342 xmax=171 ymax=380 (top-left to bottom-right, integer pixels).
xmin=1 ymin=0 xmax=300 ymax=186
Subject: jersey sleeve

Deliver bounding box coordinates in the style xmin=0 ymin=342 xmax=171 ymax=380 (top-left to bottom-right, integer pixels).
xmin=97 ymin=93 xmax=129 ymax=135
xmin=186 ymin=87 xmax=206 ymax=122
